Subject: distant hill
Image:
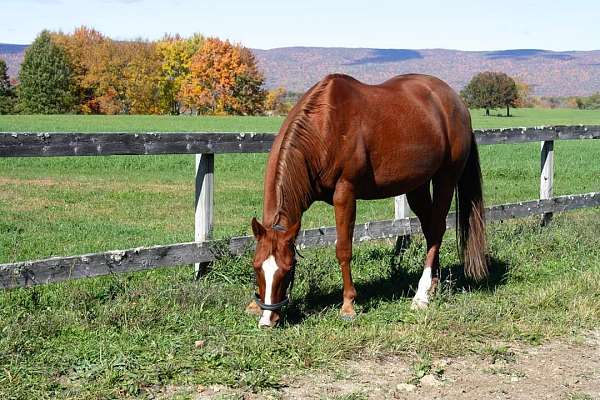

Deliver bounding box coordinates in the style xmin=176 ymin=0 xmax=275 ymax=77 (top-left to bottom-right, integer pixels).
xmin=0 ymin=44 xmax=27 ymax=79
xmin=3 ymin=43 xmax=600 ymax=96
xmin=254 ymin=47 xmax=600 ymax=97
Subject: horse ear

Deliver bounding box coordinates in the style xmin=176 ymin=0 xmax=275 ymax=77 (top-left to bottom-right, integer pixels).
xmin=251 ymin=217 xmax=266 ymax=240
xmin=283 ymin=220 xmax=301 ymax=243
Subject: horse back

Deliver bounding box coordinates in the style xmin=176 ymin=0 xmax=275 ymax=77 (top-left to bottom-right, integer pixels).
xmin=312 ymin=73 xmax=473 ymax=199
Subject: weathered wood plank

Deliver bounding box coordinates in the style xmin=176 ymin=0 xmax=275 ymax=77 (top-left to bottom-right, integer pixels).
xmin=0 ymin=242 xmax=217 ymax=289
xmin=473 ymin=125 xmax=600 ymax=145
xmin=1 ymin=126 xmax=599 ymax=157
xmin=0 ymin=132 xmax=276 ymax=157
xmin=2 ymin=192 xmax=598 ymax=289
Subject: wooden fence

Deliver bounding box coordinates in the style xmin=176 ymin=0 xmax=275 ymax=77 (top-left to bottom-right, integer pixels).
xmin=1 ymin=125 xmax=599 ymax=289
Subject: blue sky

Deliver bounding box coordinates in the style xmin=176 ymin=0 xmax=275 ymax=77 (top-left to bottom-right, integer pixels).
xmin=2 ymin=0 xmax=599 ymax=50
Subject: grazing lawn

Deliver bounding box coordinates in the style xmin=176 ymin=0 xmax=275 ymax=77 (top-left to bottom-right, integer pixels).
xmin=0 ymin=108 xmax=599 ymax=398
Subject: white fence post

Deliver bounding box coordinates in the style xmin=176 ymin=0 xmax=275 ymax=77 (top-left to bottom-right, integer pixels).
xmin=395 ymin=194 xmax=410 ymax=220
xmin=195 ymin=153 xmax=214 ymax=278
xmin=394 ymin=194 xmax=411 ymax=253
xmin=540 ymin=140 xmax=554 ymax=226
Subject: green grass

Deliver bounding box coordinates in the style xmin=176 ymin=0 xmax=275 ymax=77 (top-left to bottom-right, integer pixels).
xmin=0 ymin=114 xmax=285 ymax=133
xmin=2 ymin=108 xmax=598 ymax=132
xmin=0 ymin=108 xmax=599 ymax=398
xmin=469 ymin=107 xmax=600 ymax=128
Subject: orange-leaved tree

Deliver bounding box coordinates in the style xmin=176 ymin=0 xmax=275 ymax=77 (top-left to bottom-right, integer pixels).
xmin=180 ymin=38 xmax=265 ymax=115
xmin=52 ymin=26 xmax=107 ymax=113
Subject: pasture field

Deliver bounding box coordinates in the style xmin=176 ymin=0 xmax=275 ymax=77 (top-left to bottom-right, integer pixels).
xmin=0 ymin=108 xmax=599 ymax=398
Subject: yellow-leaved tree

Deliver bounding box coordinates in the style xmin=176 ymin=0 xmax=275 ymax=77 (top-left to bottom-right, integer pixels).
xmin=121 ymin=40 xmax=162 ymax=114
xmin=156 ymin=33 xmax=204 ymax=115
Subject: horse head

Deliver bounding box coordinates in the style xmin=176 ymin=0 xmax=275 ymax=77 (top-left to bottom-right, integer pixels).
xmin=251 ymin=217 xmax=300 ymax=327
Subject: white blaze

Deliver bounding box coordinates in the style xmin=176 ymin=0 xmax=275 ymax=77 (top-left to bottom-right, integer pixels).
xmin=258 ymin=255 xmax=278 ymax=326
xmin=414 ymin=266 xmax=432 ymax=305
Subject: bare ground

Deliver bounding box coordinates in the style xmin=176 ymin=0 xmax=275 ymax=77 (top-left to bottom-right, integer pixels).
xmin=157 ymin=330 xmax=600 ymax=400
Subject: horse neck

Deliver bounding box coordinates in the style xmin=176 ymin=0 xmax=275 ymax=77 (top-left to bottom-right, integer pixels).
xmin=262 ymin=83 xmax=331 ymax=229
xmin=262 ymin=172 xmax=311 ymax=229
xmin=262 ymin=147 xmax=316 ymax=229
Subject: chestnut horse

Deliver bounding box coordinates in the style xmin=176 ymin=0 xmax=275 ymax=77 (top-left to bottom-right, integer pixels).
xmin=249 ymin=73 xmax=487 ymax=327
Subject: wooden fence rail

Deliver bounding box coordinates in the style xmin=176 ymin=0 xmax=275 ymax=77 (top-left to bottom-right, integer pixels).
xmin=1 ymin=125 xmax=599 ymax=157
xmin=1 ymin=192 xmax=598 ymax=289
xmin=0 ymin=125 xmax=599 ymax=289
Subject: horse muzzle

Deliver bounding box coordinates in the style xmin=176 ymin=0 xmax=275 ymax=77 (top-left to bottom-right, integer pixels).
xmin=255 ymin=292 xmax=290 ymax=328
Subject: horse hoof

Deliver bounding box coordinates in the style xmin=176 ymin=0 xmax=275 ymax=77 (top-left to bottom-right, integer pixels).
xmin=411 ymin=299 xmax=429 ymax=310
xmin=340 ymin=309 xmax=356 ymax=321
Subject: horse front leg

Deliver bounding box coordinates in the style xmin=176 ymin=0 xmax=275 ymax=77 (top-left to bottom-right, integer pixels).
xmin=333 ymin=182 xmax=357 ymax=319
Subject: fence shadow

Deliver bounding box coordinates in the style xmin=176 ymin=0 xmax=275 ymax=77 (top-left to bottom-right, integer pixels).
xmin=282 ymin=248 xmax=510 ymax=325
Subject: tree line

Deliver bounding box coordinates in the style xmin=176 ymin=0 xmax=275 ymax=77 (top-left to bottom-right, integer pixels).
xmin=0 ymin=27 xmax=291 ymax=115
xmin=2 ymin=33 xmax=599 ymax=116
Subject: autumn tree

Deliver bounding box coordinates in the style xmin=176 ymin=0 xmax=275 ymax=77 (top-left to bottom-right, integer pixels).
xmin=52 ymin=26 xmax=107 ymax=113
xmin=120 ymin=40 xmax=162 ymax=114
xmin=514 ymin=79 xmax=532 ymax=108
xmin=228 ymin=47 xmax=266 ymax=115
xmin=180 ymin=38 xmax=265 ymax=115
xmin=264 ymin=87 xmax=291 ymax=115
xmin=461 ymin=71 xmax=518 ymax=116
xmin=0 ymin=58 xmax=16 ymax=114
xmin=576 ymin=93 xmax=600 ymax=110
xmin=156 ymin=33 xmax=204 ymax=114
xmin=18 ymin=30 xmax=76 ymax=114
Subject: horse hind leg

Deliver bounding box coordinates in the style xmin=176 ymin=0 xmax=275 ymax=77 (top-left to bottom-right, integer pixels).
xmin=410 ymin=176 xmax=456 ymax=309
xmin=405 ymin=183 xmax=435 ymax=309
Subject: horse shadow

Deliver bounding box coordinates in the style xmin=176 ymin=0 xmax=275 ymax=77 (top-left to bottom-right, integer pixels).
xmin=282 ymin=243 xmax=510 ymax=325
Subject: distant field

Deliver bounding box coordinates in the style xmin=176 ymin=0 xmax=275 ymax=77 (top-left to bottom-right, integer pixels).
xmin=1 ymin=107 xmax=600 ymax=132
xmin=0 ymin=109 xmax=599 ymax=398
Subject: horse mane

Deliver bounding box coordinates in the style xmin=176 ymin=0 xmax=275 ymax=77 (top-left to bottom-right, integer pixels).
xmin=272 ymin=77 xmax=335 ymax=225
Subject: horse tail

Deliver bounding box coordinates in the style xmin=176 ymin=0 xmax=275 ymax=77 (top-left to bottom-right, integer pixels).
xmin=456 ymin=132 xmax=488 ymax=280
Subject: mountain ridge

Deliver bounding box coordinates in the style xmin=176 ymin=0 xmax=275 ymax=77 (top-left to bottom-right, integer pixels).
xmin=2 ymin=43 xmax=600 ymax=97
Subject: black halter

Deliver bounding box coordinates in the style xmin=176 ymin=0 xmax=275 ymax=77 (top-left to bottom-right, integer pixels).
xmin=254 ymin=261 xmax=296 ymax=311
xmin=253 ymin=223 xmax=298 ymax=312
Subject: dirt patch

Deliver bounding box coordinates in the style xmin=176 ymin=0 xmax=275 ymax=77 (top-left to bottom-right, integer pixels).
xmin=180 ymin=331 xmax=599 ymax=400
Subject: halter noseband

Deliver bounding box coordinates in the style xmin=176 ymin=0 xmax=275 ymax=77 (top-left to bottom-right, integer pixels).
xmin=254 ymin=263 xmax=296 ymax=311
xmin=253 ymin=223 xmax=297 ymax=312
xmin=254 ymin=292 xmax=290 ymax=311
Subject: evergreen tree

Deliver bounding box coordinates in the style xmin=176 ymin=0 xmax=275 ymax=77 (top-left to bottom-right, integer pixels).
xmin=18 ymin=30 xmax=76 ymax=114
xmin=0 ymin=58 xmax=16 ymax=114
